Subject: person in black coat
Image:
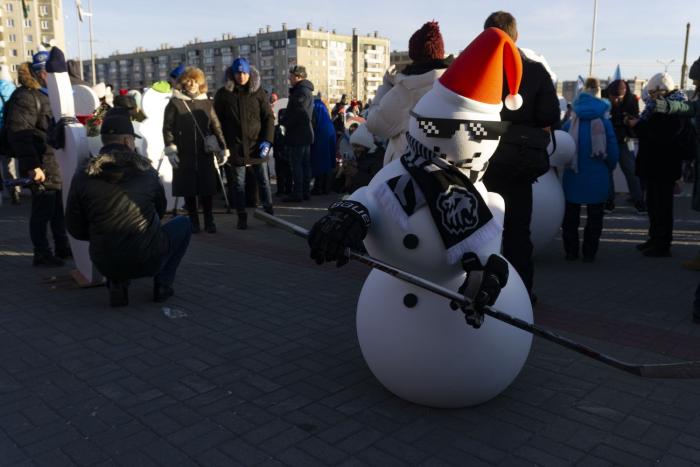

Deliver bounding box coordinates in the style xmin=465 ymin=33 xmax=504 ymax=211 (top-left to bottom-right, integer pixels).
xmin=66 ymin=109 xmax=192 ymax=307
xmin=483 ymin=11 xmax=560 ymax=303
xmin=163 ymin=67 xmax=227 ymax=233
xmin=626 ymin=77 xmax=690 ymax=257
xmin=281 ymin=65 xmax=314 ymax=202
xmin=6 ymin=55 xmax=70 ymax=267
xmin=214 ymin=57 xmax=275 ymax=229
xmin=481 ymin=11 xmax=560 ymax=303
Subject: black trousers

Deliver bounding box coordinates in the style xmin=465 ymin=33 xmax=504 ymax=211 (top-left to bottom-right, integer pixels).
xmin=482 ymin=174 xmax=534 ymax=292
xmin=184 ymin=195 xmax=213 ymax=226
xmin=561 ymin=202 xmax=604 ymax=259
xmin=275 ymin=157 xmax=293 ymax=194
xmin=645 ymin=178 xmax=674 ymax=250
xmin=30 ymin=189 xmax=68 ymax=255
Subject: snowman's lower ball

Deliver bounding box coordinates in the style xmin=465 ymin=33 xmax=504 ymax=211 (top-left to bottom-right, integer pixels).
xmin=531 ymin=168 xmax=565 ymax=255
xmin=356 ymin=264 xmax=533 ymax=408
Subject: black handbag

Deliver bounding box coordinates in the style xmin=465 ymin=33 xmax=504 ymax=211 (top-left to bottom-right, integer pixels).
xmin=488 ymin=124 xmax=552 ymax=183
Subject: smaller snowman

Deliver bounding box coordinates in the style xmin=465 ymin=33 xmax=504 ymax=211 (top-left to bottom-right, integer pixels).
xmin=308 ymin=28 xmax=533 ymax=408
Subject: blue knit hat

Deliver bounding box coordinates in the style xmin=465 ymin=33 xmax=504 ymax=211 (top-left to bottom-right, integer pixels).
xmin=169 ymin=63 xmax=185 ymax=79
xmin=32 ymin=51 xmax=50 ymax=71
xmin=232 ymin=57 xmax=250 ymax=74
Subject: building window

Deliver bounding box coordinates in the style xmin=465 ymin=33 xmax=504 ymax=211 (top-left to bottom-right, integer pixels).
xmin=24 ymin=19 xmax=32 ymax=28
xmin=10 ymin=64 xmax=16 ymax=72
xmin=39 ymin=5 xmax=48 ymax=15
xmin=40 ymin=20 xmax=49 ymax=30
xmin=9 ymin=33 xmax=16 ymax=42
xmin=11 ymin=49 xmax=17 ymax=57
xmin=25 ymin=34 xmax=33 ymax=43
xmin=5 ymin=3 xmax=13 ymax=12
xmin=6 ymin=18 xmax=14 ymax=27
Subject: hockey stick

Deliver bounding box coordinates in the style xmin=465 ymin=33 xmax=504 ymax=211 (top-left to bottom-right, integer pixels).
xmin=253 ymin=209 xmax=700 ymax=379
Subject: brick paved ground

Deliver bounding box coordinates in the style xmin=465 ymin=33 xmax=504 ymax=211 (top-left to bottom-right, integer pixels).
xmin=0 ymin=185 xmax=699 ymax=466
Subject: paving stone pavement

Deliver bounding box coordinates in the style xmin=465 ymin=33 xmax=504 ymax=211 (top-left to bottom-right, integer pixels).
xmin=0 ymin=186 xmax=699 ymax=466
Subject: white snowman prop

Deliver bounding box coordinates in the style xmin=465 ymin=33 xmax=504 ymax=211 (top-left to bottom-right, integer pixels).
xmin=309 ymin=29 xmax=533 ymax=408
xmin=45 ymin=48 xmax=103 ymax=285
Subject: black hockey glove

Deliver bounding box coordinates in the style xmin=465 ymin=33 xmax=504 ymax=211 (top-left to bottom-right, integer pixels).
xmin=449 ymin=253 xmax=509 ymax=328
xmin=308 ymin=200 xmax=371 ymax=267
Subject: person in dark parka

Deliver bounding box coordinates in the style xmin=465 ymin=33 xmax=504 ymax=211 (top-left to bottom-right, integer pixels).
xmin=480 ymin=11 xmax=560 ymax=303
xmin=214 ymin=57 xmax=275 ymax=229
xmin=163 ymin=67 xmax=227 ymax=233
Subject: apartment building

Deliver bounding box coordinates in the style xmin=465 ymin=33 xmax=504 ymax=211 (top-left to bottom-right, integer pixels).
xmin=0 ymin=0 xmax=65 ymax=80
xmin=85 ymin=24 xmax=390 ymax=102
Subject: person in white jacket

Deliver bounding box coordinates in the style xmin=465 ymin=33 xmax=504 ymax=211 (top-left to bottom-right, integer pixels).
xmin=366 ymin=21 xmax=451 ymax=166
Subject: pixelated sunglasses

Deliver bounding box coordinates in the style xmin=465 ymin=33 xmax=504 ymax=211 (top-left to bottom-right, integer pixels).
xmin=409 ymin=111 xmax=510 ymax=140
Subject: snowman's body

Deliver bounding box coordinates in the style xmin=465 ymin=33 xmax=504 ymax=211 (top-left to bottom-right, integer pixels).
xmin=349 ymin=159 xmax=533 ymax=408
xmin=139 ymin=88 xmax=176 ymax=210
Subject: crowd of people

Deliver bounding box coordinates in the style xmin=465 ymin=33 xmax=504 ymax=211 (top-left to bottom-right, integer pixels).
xmin=0 ymin=11 xmax=698 ymax=320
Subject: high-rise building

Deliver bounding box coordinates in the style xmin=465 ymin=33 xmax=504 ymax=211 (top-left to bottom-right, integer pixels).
xmin=84 ymin=24 xmax=390 ymax=102
xmin=0 ymin=1 xmax=65 ymax=80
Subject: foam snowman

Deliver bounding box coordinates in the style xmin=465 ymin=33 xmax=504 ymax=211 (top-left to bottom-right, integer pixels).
xmin=311 ymin=29 xmax=533 ymax=408
xmin=45 ymin=48 xmax=103 ymax=285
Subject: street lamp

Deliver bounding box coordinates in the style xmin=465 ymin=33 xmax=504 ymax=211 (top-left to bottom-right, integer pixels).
xmin=657 ymin=59 xmax=675 ymax=73
xmin=586 ymin=47 xmax=606 ymax=76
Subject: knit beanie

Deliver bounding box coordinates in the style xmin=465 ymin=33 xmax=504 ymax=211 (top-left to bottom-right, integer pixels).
xmin=349 ymin=124 xmax=376 ymax=151
xmin=408 ymin=21 xmax=445 ymax=62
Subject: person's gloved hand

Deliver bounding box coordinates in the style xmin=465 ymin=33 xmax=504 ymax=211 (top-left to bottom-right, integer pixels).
xmin=217 ymin=148 xmax=230 ymax=166
xmin=308 ymin=200 xmax=371 ymax=267
xmin=449 ymin=253 xmax=509 ymax=328
xmin=259 ymin=141 xmax=272 ymax=159
xmin=164 ymin=145 xmax=179 ymax=169
xmin=654 ymin=98 xmax=669 ymax=114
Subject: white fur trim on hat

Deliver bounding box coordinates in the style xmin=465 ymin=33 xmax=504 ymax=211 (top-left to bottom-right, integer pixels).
xmin=93 ymin=82 xmax=106 ymax=99
xmin=424 ymin=80 xmax=504 ymax=116
xmin=349 ymin=124 xmax=376 ymax=151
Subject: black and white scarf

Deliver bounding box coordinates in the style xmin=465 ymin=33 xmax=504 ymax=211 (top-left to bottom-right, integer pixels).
xmin=370 ymin=133 xmax=501 ymax=265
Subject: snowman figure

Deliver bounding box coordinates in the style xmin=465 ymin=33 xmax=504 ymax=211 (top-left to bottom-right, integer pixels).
xmin=308 ymin=28 xmax=534 ymax=408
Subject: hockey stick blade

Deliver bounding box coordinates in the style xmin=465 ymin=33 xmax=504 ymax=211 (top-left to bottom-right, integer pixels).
xmin=254 ymin=210 xmax=700 ymax=379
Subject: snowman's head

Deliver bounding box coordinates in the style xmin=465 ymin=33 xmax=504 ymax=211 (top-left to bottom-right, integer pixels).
xmin=406 ymin=27 xmax=523 ymax=182
xmin=408 ymin=81 xmax=509 ymax=182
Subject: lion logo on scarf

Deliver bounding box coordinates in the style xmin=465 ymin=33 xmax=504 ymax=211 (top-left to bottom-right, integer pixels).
xmin=436 ymin=185 xmax=479 ymax=236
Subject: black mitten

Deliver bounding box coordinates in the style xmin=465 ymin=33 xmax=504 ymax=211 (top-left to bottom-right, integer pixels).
xmin=450 ymin=253 xmax=509 ymax=328
xmin=308 ymin=200 xmax=371 ymax=267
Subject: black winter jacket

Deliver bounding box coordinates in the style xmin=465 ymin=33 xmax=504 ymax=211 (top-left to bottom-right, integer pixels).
xmin=65 ymin=144 xmax=169 ymax=281
xmin=634 ymin=114 xmax=686 ymax=182
xmin=607 ymin=80 xmax=640 ymax=143
xmin=282 ymin=79 xmax=315 ymax=146
xmin=163 ymin=90 xmax=226 ymax=196
xmin=6 ymin=84 xmax=61 ymax=190
xmin=214 ymin=67 xmax=274 ymax=167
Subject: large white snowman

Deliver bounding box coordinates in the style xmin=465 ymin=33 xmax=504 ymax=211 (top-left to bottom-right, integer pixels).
xmin=311 ymin=28 xmax=533 ymax=408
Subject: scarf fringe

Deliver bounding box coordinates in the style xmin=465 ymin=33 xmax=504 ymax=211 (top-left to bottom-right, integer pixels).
xmin=370 ymin=182 xmax=409 ymax=231
xmin=445 ymin=217 xmax=502 ymax=265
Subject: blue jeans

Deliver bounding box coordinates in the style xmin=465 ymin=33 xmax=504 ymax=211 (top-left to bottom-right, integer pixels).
xmin=230 ymin=163 xmax=272 ymax=213
xmin=609 ymin=142 xmax=643 ymax=203
xmin=155 ymin=216 xmax=191 ymax=287
xmin=288 ymin=145 xmax=311 ymax=198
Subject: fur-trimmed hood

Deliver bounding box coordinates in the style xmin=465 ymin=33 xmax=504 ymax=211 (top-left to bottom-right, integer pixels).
xmin=86 ymin=145 xmax=152 ymax=182
xmin=172 ymin=88 xmax=209 ymax=101
xmin=17 ymin=62 xmax=42 ymax=90
xmin=224 ymin=65 xmax=262 ymax=93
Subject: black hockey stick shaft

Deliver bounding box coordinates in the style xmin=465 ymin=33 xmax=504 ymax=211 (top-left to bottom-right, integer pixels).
xmin=254 ymin=210 xmax=700 ymax=379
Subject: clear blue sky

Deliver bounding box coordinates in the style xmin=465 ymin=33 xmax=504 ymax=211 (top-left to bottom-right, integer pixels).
xmin=64 ymin=0 xmax=700 ymax=85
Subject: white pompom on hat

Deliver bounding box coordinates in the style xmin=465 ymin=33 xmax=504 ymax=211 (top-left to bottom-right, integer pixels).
xmin=437 ymin=27 xmax=524 ymax=114
xmin=349 ymin=124 xmax=376 ymax=152
xmin=93 ymin=82 xmax=106 ymax=99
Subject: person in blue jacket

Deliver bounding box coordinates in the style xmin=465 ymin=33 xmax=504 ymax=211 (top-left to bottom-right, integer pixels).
xmin=309 ymin=97 xmax=336 ymax=195
xmin=561 ymin=78 xmax=619 ymax=262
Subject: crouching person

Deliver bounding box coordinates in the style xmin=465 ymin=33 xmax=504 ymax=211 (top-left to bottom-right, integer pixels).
xmin=65 ymin=109 xmax=192 ymax=307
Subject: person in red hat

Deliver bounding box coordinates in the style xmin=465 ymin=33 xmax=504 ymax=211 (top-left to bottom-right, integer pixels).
xmin=367 ymin=21 xmax=451 ymax=166
xmin=480 ymin=11 xmax=561 ymax=304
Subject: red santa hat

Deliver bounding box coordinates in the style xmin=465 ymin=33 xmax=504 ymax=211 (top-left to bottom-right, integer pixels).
xmin=438 ymin=27 xmax=523 ymax=113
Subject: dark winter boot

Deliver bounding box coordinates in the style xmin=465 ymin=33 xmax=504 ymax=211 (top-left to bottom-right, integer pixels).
xmin=33 ymin=250 xmax=64 ymax=267
xmin=189 ymin=214 xmax=201 ymax=234
xmin=204 ymin=212 xmax=217 ymax=233
xmin=263 ymin=205 xmax=274 ymax=216
xmin=107 ymin=279 xmax=129 ymax=307
xmin=153 ymin=282 xmax=174 ymax=303
xmin=237 ymin=212 xmax=248 ymax=230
